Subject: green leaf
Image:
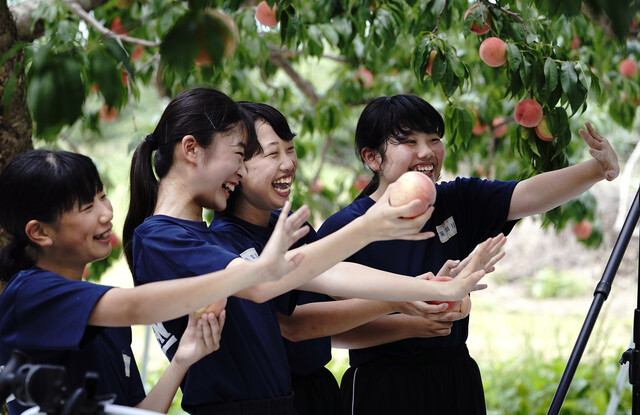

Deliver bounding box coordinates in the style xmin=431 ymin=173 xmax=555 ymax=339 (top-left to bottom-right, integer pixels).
xmin=506 ymin=43 xmax=522 ymax=73
xmin=542 ymin=58 xmax=558 ymax=100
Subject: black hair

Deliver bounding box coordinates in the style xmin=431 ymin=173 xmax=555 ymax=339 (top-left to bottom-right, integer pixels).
xmin=237 ymin=101 xmax=296 ymax=150
xmin=220 ymin=101 xmax=296 ymax=213
xmin=0 ymin=150 xmax=103 ymax=284
xmin=123 ymin=88 xmax=257 ymax=270
xmin=354 ymin=94 xmax=445 ymax=199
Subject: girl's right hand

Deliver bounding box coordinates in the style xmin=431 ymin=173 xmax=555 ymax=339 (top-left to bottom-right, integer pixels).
xmin=363 ymin=182 xmax=435 ymax=242
xmin=447 ymin=234 xmax=507 ymax=299
xmin=257 ymin=201 xmax=310 ymax=282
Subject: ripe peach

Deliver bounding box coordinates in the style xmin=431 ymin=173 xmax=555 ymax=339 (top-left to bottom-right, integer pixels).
xmin=354 ymin=174 xmax=370 ymax=192
xmin=479 ymin=37 xmax=507 ymax=67
xmin=472 ymin=116 xmax=488 ymax=136
xmin=464 ymin=5 xmax=491 ymax=35
xmin=310 ymin=178 xmax=323 ymax=194
xmin=619 ymin=58 xmax=638 ymax=78
xmin=194 ymin=298 xmax=227 ymax=319
xmin=110 ymin=17 xmax=127 ymax=35
xmin=513 ymin=99 xmax=543 ymax=128
xmin=256 ymin=1 xmax=278 ymax=27
xmin=389 ymin=171 xmax=437 ymax=218
xmin=356 ymin=68 xmax=374 ymax=89
xmin=425 ymin=50 xmax=437 ymax=76
xmin=131 ymin=45 xmax=144 ymax=62
xmin=427 ymin=276 xmax=462 ymax=312
xmin=570 ymin=35 xmax=581 ymax=50
xmin=572 ymin=219 xmax=592 ymax=240
xmin=535 ymin=117 xmax=554 ymax=141
xmin=99 ymin=105 xmax=117 ymax=122
xmin=492 ymin=117 xmax=508 ymax=138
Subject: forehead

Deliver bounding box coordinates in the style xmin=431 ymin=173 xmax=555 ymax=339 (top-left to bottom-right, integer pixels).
xmin=214 ymin=124 xmax=246 ymax=148
xmin=255 ymin=121 xmax=288 ymax=148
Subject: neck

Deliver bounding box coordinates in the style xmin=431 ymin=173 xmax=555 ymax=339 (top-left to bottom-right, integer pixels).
xmin=35 ymin=257 xmax=84 ymax=281
xmin=155 ymin=174 xmax=204 ymax=222
xmin=230 ymin=199 xmax=273 ymax=227
xmin=369 ymin=179 xmax=389 ymax=202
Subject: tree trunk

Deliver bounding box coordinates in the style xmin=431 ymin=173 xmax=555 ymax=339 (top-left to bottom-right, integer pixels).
xmin=0 ymin=0 xmax=32 ymax=302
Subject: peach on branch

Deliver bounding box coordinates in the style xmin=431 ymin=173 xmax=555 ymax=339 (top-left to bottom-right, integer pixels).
xmin=389 ymin=171 xmax=437 ymax=218
xmin=513 ymin=99 xmax=543 ymax=128
xmin=256 ymin=1 xmax=278 ymax=27
xmin=619 ymin=58 xmax=638 ymax=78
xmin=472 ymin=115 xmax=488 ymax=136
xmin=479 ymin=37 xmax=507 ymax=67
xmin=354 ymin=174 xmax=370 ymax=192
xmin=425 ymin=50 xmax=437 ymax=76
xmin=572 ymin=219 xmax=592 ymax=240
xmin=491 ymin=117 xmax=508 ymax=138
xmin=535 ymin=117 xmax=554 ymax=141
xmin=356 ymin=68 xmax=374 ymax=89
xmin=464 ymin=4 xmax=491 ymax=35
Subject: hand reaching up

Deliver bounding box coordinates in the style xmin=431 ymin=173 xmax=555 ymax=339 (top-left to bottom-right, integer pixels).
xmin=579 ymin=122 xmax=619 ymax=181
xmin=257 ymin=201 xmax=310 ymax=282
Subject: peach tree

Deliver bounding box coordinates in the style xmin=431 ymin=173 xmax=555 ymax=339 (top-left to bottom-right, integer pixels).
xmin=1 ymin=0 xmax=639 ymax=255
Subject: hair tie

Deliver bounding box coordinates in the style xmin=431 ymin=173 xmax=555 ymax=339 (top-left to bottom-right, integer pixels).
xmin=145 ymin=134 xmax=159 ymax=150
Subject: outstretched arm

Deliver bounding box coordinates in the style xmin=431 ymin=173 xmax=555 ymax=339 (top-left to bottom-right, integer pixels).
xmin=235 ymin=184 xmax=435 ymax=302
xmin=299 ymin=234 xmax=505 ymax=302
xmin=508 ymin=122 xmax=619 ymax=221
xmin=332 ymin=313 xmax=458 ymax=349
xmin=136 ymin=311 xmax=225 ymax=413
xmin=278 ymin=299 xmax=448 ymax=342
xmin=89 ymin=202 xmax=309 ymax=326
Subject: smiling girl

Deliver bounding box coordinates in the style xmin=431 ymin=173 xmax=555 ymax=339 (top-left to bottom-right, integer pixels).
xmin=208 ymin=101 xmax=505 ymax=415
xmin=124 ymin=90 xmax=502 ymax=414
xmin=317 ymin=94 xmax=620 ymax=415
xmin=0 ymin=148 xmax=308 ymax=415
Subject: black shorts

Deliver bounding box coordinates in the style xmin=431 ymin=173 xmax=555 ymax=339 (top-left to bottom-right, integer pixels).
xmin=189 ymin=393 xmax=298 ymax=415
xmin=340 ymin=344 xmax=485 ymax=415
xmin=292 ymin=367 xmax=341 ymax=415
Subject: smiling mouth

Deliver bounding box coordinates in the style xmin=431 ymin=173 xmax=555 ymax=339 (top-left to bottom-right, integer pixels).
xmin=411 ymin=165 xmax=434 ymax=175
xmin=272 ymin=175 xmax=293 ymax=196
xmin=222 ymin=182 xmax=236 ymax=193
xmin=94 ymin=229 xmax=111 ymax=241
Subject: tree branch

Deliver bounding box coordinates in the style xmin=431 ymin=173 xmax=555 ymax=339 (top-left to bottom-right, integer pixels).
xmin=64 ymin=1 xmax=159 ymax=48
xmin=267 ymin=44 xmax=320 ymax=106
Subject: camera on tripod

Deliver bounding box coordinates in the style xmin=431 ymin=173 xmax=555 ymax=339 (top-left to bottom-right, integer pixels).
xmin=0 ymin=350 xmax=114 ymax=415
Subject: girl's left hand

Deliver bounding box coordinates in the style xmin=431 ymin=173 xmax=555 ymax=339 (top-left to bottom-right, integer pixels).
xmin=579 ymin=122 xmax=619 ymax=181
xmin=174 ymin=310 xmax=226 ymax=367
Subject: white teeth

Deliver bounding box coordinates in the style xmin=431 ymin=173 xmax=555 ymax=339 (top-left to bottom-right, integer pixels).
xmin=222 ymin=183 xmax=235 ymax=192
xmin=413 ymin=166 xmax=433 ymax=173
xmin=273 ymin=176 xmax=293 ymax=184
xmin=94 ymin=230 xmax=111 ymax=240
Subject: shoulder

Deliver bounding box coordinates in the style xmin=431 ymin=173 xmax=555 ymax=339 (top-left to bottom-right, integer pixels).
xmin=318 ymin=198 xmax=372 ymax=237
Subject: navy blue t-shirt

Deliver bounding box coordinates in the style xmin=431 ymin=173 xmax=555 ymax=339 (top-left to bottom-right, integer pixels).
xmin=317 ymin=177 xmax=518 ymax=367
xmin=0 ymin=268 xmax=145 ymax=415
xmin=131 ymin=215 xmax=296 ymax=411
xmin=210 ymin=211 xmax=333 ymax=376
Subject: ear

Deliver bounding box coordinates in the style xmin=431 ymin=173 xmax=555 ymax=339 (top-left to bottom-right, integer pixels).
xmin=25 ymin=220 xmax=53 ymax=248
xmin=361 ymin=147 xmax=382 ymax=172
xmin=178 ymin=135 xmax=199 ymax=166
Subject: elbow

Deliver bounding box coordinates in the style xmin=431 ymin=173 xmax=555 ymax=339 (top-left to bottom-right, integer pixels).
xmin=237 ymin=285 xmax=271 ymax=303
xmin=280 ymin=324 xmax=307 ymax=342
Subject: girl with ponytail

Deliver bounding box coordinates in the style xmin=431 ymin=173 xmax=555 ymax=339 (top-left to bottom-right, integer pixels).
xmin=0 ymin=148 xmax=309 ymax=415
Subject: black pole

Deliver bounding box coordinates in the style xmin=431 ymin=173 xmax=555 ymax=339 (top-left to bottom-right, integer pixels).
xmin=547 ymin=187 xmax=640 ymax=415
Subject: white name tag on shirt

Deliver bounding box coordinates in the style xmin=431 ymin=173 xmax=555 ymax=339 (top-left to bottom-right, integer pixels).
xmin=436 ymin=216 xmax=457 ymax=243
xmin=122 ymin=353 xmax=131 ymax=378
xmin=240 ymin=248 xmax=259 ymax=261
